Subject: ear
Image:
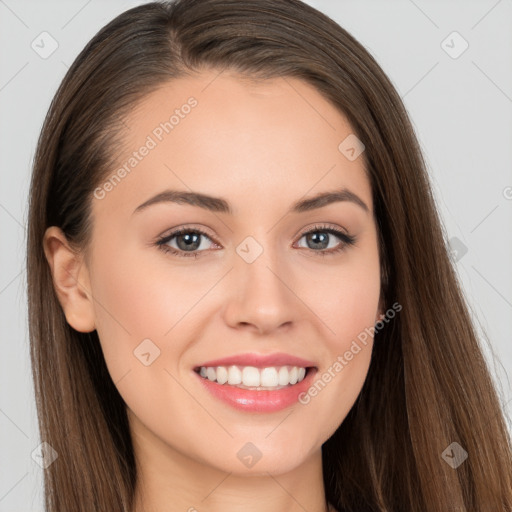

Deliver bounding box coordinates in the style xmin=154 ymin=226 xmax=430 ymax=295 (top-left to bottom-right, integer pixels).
xmin=43 ymin=226 xmax=96 ymax=333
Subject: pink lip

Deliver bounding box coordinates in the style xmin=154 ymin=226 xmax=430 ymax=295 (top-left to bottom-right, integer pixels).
xmin=195 ymin=352 xmax=317 ymax=369
xmin=194 ymin=367 xmax=318 ymax=413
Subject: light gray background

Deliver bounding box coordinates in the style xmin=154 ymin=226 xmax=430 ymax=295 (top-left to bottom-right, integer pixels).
xmin=1 ymin=1 xmax=511 ymax=510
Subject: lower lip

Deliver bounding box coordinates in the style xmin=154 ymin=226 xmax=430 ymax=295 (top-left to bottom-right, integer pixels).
xmin=194 ymin=367 xmax=318 ymax=413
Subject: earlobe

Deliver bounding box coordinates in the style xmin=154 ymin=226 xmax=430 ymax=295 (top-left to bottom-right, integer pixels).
xmin=43 ymin=226 xmax=96 ymax=333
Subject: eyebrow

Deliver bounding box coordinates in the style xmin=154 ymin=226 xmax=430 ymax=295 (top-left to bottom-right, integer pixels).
xmin=133 ymin=187 xmax=369 ymax=215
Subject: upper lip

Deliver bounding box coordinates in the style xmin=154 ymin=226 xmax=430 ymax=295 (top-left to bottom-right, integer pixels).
xmin=195 ymin=352 xmax=317 ymax=369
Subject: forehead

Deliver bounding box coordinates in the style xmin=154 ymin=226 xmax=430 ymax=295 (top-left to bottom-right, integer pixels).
xmin=96 ymin=70 xmax=372 ymax=217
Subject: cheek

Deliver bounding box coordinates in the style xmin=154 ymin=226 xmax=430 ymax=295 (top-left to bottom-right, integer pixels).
xmin=303 ymin=251 xmax=381 ymax=350
xmin=300 ymin=243 xmax=380 ymax=409
xmin=87 ymin=243 xmax=194 ymax=378
xmin=318 ymin=265 xmax=379 ymax=378
xmin=87 ymin=245 xmax=207 ymax=435
xmin=297 ymin=261 xmax=380 ymax=441
xmin=329 ymin=266 xmax=380 ymax=344
xmin=87 ymin=239 xmax=232 ymax=389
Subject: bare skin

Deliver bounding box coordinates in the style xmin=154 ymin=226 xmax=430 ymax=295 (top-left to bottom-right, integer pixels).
xmin=44 ymin=70 xmax=382 ymax=512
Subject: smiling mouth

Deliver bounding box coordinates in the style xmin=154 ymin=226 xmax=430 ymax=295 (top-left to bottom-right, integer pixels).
xmin=193 ymin=364 xmax=316 ymax=390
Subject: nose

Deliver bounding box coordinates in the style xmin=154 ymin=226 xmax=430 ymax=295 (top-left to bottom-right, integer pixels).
xmin=221 ymin=241 xmax=301 ymax=335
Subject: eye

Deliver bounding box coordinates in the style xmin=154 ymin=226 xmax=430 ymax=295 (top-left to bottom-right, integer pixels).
xmin=155 ymin=223 xmax=356 ymax=259
xmin=156 ymin=227 xmax=218 ymax=258
xmin=294 ymin=224 xmax=356 ymax=256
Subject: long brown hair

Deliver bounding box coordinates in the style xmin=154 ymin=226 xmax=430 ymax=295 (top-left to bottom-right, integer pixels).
xmin=27 ymin=0 xmax=512 ymax=510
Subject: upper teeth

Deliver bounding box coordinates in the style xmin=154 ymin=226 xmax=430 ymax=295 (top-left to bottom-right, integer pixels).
xmin=198 ymin=365 xmax=307 ymax=387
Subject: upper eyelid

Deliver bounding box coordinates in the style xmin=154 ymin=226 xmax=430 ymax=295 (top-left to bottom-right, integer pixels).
xmin=299 ymin=223 xmax=351 ymax=237
xmin=157 ymin=225 xmax=217 ymax=245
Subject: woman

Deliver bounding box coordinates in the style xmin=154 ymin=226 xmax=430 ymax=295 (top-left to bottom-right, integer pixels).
xmin=27 ymin=0 xmax=512 ymax=511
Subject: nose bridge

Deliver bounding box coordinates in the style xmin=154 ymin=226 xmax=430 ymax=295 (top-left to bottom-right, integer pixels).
xmin=223 ymin=232 xmax=297 ymax=333
xmin=236 ymin=232 xmax=288 ymax=300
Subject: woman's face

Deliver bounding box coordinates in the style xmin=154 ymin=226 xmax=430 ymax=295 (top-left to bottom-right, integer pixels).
xmin=71 ymin=70 xmax=382 ymax=475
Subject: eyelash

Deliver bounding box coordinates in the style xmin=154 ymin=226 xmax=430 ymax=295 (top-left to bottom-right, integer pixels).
xmin=155 ymin=224 xmax=357 ymax=259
